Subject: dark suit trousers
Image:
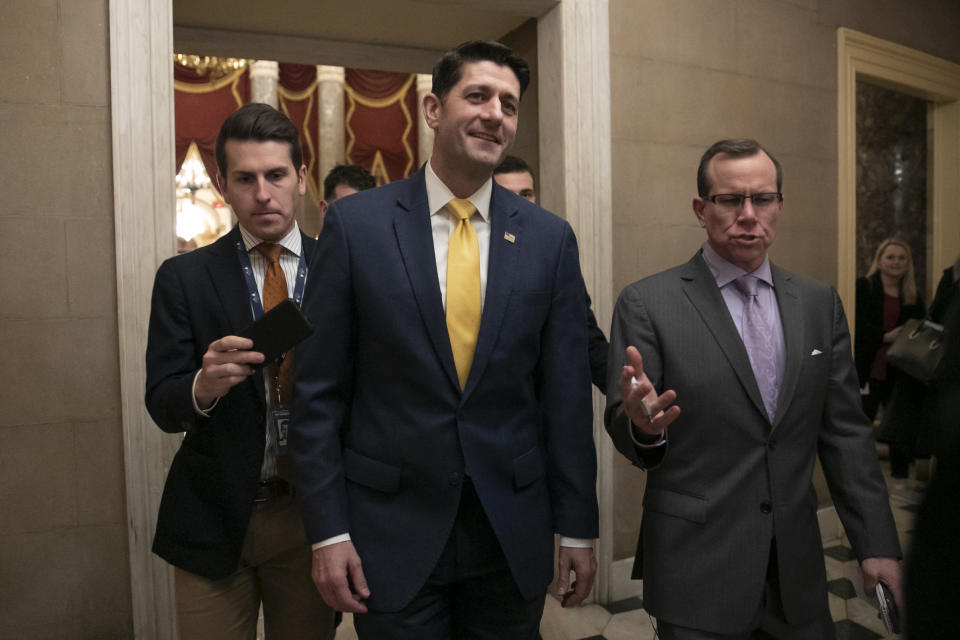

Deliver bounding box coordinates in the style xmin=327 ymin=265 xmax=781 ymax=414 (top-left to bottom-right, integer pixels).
xmin=657 ymin=541 xmax=835 ymax=640
xmin=174 ymin=495 xmax=336 ymax=640
xmin=354 ymin=478 xmax=546 ymax=640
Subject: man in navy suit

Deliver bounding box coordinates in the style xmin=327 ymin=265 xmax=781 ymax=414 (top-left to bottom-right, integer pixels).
xmin=146 ymin=103 xmax=334 ymax=639
xmin=291 ymin=41 xmax=599 ymax=638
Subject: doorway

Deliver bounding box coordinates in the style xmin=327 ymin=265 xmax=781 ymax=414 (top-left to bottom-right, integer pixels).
xmin=837 ymin=28 xmax=960 ymax=325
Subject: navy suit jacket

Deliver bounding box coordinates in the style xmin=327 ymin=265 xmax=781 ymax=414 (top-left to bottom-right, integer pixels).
xmin=146 ymin=226 xmax=317 ymax=580
xmin=605 ymin=252 xmax=900 ymax=633
xmin=291 ymin=169 xmax=599 ymax=612
xmin=585 ymin=291 xmax=610 ymax=393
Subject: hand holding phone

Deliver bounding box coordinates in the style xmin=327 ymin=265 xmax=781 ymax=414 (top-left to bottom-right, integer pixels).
xmin=876 ymin=581 xmax=901 ymax=634
xmin=238 ymin=299 xmax=314 ymax=364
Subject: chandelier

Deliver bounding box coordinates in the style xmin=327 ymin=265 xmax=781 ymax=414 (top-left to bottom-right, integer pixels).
xmin=175 ymin=54 xmax=249 ymax=78
xmin=176 ymin=143 xmax=212 ymax=197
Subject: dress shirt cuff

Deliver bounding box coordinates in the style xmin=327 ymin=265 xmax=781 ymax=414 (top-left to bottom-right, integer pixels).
xmin=312 ymin=533 xmax=351 ymax=551
xmin=628 ymin=421 xmax=667 ymax=449
xmin=559 ymin=536 xmax=594 ymax=549
xmin=191 ymin=370 xmax=220 ymax=417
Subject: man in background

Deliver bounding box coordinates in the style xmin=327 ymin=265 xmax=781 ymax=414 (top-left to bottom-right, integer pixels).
xmin=319 ymin=163 xmax=376 ymax=222
xmin=492 ymin=155 xmax=536 ymax=202
xmin=493 ymin=155 xmax=610 ymax=393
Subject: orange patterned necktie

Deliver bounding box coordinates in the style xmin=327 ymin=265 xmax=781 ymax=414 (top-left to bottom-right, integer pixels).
xmin=254 ymin=242 xmax=292 ymax=407
xmin=445 ymin=199 xmax=482 ymax=389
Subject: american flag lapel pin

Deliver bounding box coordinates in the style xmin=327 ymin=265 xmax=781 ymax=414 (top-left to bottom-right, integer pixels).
xmin=504 ymin=232 xmax=516 ymax=243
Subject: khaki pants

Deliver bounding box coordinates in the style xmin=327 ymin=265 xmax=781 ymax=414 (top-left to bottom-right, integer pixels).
xmin=174 ymin=495 xmax=335 ymax=640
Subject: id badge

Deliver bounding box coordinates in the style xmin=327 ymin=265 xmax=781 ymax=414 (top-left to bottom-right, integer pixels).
xmin=271 ymin=409 xmax=290 ymax=454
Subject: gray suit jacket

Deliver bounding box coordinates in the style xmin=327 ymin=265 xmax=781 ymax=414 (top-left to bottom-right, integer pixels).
xmin=605 ymin=251 xmax=900 ymax=634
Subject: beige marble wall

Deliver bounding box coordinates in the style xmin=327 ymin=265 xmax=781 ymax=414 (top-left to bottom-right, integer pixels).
xmin=0 ymin=0 xmax=131 ymax=637
xmin=608 ymin=0 xmax=960 ymax=559
xmin=500 ymin=19 xmax=540 ymax=192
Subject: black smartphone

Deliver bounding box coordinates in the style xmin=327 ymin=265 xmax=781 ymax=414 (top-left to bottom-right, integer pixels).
xmin=238 ymin=299 xmax=314 ymax=364
xmin=876 ymin=582 xmax=901 ymax=634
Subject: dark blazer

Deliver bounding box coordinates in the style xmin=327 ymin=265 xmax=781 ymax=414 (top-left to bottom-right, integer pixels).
xmin=929 ymin=265 xmax=959 ymax=324
xmin=854 ymin=272 xmax=925 ymax=386
xmin=605 ymin=251 xmax=900 ymax=634
xmin=906 ymin=294 xmax=960 ymax=638
xmin=585 ymin=291 xmax=610 ymax=393
xmin=145 ymin=226 xmax=317 ymax=580
xmin=290 ymin=170 xmax=599 ymax=612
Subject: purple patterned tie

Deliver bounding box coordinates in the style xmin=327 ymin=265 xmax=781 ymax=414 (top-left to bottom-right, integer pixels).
xmin=734 ymin=275 xmax=778 ymax=421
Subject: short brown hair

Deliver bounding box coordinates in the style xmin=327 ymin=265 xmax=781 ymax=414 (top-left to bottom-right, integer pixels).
xmin=432 ymin=41 xmax=530 ymax=101
xmin=215 ymin=102 xmax=303 ymax=176
xmin=493 ymin=155 xmax=534 ymax=181
xmin=323 ymin=164 xmax=376 ymax=200
xmin=696 ymin=138 xmax=782 ymax=197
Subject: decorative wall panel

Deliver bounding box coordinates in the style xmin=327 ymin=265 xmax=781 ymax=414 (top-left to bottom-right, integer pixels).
xmin=856 ymin=81 xmax=928 ymax=291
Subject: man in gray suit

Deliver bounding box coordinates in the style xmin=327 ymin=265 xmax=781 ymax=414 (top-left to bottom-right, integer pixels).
xmin=605 ymin=138 xmax=903 ymax=639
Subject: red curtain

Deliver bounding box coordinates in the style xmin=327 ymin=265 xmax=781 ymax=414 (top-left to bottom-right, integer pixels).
xmin=174 ymin=64 xmax=250 ymax=185
xmin=174 ymin=63 xmax=421 ymax=192
xmin=345 ymin=69 xmax=418 ymax=184
xmin=278 ymin=63 xmax=320 ymax=203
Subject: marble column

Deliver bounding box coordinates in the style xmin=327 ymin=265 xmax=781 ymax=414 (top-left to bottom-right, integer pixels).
xmin=317 ymin=65 xmax=346 ymax=189
xmin=416 ymin=73 xmax=434 ymax=166
xmin=110 ymin=0 xmax=178 ymax=635
xmin=539 ymin=0 xmax=615 ymax=604
xmin=249 ymin=60 xmax=279 ymax=107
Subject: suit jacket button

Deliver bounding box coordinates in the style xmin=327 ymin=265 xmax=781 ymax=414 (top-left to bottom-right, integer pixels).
xmin=768 ymin=438 xmax=777 ymax=450
xmin=448 ymin=472 xmax=461 ymax=487
xmin=760 ymin=501 xmax=772 ymax=514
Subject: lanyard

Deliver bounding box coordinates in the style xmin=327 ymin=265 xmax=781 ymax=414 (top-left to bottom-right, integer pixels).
xmin=234 ymin=238 xmax=307 ymax=320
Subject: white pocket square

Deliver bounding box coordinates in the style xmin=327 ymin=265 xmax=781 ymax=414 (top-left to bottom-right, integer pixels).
xmin=810 ymin=349 xmax=823 ymax=356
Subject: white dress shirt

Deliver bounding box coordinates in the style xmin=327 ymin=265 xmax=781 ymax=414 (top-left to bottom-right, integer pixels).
xmin=191 ymin=223 xmax=304 ymax=481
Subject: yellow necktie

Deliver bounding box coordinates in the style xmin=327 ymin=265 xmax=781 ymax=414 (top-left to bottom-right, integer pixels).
xmin=445 ymin=199 xmax=481 ymax=389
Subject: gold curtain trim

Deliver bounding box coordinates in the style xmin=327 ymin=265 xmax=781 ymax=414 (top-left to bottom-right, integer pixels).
xmin=345 ymin=92 xmax=358 ymax=162
xmin=398 ymin=91 xmax=415 ymax=178
xmin=230 ymin=79 xmax=243 ymax=107
xmin=344 ymin=74 xmax=416 ymax=181
xmin=278 ymin=80 xmax=319 ymax=102
xmin=343 ymin=75 xmax=415 ymax=108
xmin=369 ymin=150 xmax=391 ymax=186
xmin=279 ymin=88 xmax=320 ymax=206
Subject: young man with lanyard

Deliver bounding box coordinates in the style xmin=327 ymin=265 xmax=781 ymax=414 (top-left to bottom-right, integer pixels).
xmin=145 ymin=103 xmax=335 ymax=639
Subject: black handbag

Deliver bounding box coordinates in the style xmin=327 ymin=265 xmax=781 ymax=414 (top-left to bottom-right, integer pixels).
xmin=886 ymin=318 xmax=945 ymax=383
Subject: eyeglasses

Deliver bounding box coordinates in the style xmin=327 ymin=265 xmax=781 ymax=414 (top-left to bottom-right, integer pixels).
xmin=704 ymin=193 xmax=783 ymax=209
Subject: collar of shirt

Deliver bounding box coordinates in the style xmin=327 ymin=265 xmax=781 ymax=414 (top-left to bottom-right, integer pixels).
xmin=425 ymin=160 xmax=492 ymax=222
xmin=701 ymin=242 xmax=774 ymax=290
xmin=238 ymin=222 xmax=303 ymax=258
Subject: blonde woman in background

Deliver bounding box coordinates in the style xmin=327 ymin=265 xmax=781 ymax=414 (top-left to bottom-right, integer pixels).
xmin=855 ymin=236 xmax=926 ymax=481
